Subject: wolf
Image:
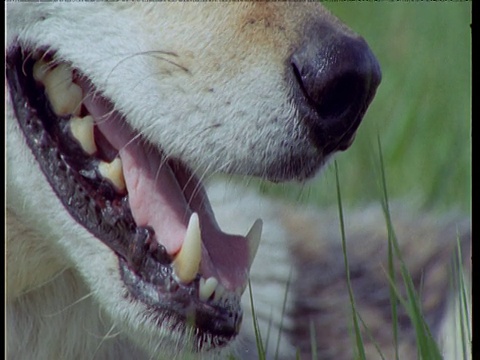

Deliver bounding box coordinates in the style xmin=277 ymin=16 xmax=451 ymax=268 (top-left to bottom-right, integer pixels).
xmin=6 ymin=2 xmax=469 ymax=360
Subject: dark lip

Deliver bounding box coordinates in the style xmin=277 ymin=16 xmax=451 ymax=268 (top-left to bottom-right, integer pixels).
xmin=6 ymin=45 xmax=242 ymax=350
xmin=119 ymin=257 xmax=242 ymax=348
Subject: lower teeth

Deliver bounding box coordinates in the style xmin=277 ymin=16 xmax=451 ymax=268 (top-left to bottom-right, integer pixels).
xmin=199 ymin=277 xmax=219 ymax=301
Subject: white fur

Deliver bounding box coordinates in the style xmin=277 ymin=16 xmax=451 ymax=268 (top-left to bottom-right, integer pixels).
xmin=7 ymin=3 xmax=344 ymax=180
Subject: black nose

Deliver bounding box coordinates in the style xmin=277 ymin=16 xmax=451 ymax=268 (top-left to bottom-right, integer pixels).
xmin=291 ymin=24 xmax=381 ymax=154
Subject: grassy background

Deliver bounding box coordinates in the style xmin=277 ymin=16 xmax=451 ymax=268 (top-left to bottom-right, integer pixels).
xmin=242 ymin=4 xmax=471 ymax=358
xmin=253 ymin=2 xmax=471 ymax=214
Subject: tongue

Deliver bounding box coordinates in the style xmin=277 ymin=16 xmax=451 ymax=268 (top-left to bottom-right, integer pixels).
xmin=81 ymin=89 xmax=249 ymax=290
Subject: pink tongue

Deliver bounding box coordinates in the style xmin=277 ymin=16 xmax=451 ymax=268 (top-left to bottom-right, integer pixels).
xmin=81 ymin=91 xmax=249 ymax=290
xmin=120 ymin=142 xmax=191 ymax=255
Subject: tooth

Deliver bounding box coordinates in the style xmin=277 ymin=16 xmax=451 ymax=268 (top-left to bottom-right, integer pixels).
xmin=43 ymin=63 xmax=82 ymax=116
xmin=33 ymin=59 xmax=52 ymax=83
xmin=213 ymin=284 xmax=226 ymax=302
xmin=70 ymin=115 xmax=97 ymax=155
xmin=199 ymin=277 xmax=218 ymax=301
xmin=246 ymin=219 xmax=263 ymax=268
xmin=98 ymin=158 xmax=126 ymax=192
xmin=173 ymin=213 xmax=202 ymax=284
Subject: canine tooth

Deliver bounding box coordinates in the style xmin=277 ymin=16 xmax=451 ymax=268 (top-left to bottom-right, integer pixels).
xmin=199 ymin=277 xmax=218 ymax=301
xmin=246 ymin=219 xmax=263 ymax=268
xmin=43 ymin=63 xmax=82 ymax=116
xmin=98 ymin=158 xmax=126 ymax=192
xmin=70 ymin=116 xmax=97 ymax=155
xmin=173 ymin=213 xmax=202 ymax=284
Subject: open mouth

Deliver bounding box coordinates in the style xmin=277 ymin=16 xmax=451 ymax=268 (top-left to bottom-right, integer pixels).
xmin=6 ymin=47 xmax=263 ymax=350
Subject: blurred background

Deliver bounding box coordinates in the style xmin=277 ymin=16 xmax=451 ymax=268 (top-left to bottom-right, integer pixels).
xmin=248 ymin=2 xmax=471 ymax=215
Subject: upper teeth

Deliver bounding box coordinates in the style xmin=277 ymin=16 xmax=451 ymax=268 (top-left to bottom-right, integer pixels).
xmin=98 ymin=158 xmax=126 ymax=192
xmin=34 ymin=58 xmax=124 ymax=193
xmin=42 ymin=63 xmax=82 ymax=116
xmin=70 ymin=115 xmax=97 ymax=155
xmin=33 ymin=58 xmax=52 ymax=83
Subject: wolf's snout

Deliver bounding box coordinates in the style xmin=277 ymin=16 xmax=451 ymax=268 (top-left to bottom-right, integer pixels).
xmin=291 ymin=25 xmax=381 ymax=154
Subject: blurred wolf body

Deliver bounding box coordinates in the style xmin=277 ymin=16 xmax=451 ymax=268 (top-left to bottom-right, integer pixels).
xmin=211 ymin=183 xmax=471 ymax=359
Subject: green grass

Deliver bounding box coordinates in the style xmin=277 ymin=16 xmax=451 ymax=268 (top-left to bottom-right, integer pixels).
xmin=248 ymin=280 xmax=266 ymax=360
xmin=241 ymin=143 xmax=471 ymax=360
xmin=450 ymin=235 xmax=472 ymax=360
xmin=334 ymin=160 xmax=367 ymax=360
xmin=333 ymin=146 xmax=446 ymax=360
xmin=375 ymin=138 xmax=443 ymax=360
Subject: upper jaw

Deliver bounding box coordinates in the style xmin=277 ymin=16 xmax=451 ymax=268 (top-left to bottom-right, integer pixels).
xmin=6 ymin=45 xmax=263 ymax=350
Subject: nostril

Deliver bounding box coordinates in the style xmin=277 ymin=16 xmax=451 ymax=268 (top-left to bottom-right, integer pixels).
xmin=316 ymin=73 xmax=363 ymax=120
xmin=291 ymin=60 xmax=365 ymax=121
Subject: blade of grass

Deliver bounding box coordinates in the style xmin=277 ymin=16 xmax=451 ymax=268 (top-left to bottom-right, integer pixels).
xmin=334 ymin=161 xmax=366 ymax=360
xmin=356 ymin=310 xmax=386 ymax=360
xmin=309 ymin=319 xmax=318 ymax=360
xmin=376 ymin=137 xmax=442 ymax=360
xmin=454 ymin=233 xmax=471 ymax=359
xmin=248 ymin=280 xmax=266 ymax=360
xmin=263 ymin=308 xmax=273 ymax=355
xmin=375 ymin=135 xmax=399 ymax=359
xmin=274 ymin=268 xmax=293 ymax=360
xmin=382 ymin=265 xmax=441 ymax=360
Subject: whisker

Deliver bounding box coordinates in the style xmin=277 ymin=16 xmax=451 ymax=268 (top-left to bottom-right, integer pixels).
xmin=118 ymin=130 xmax=144 ymax=154
xmin=43 ymin=292 xmax=94 ymax=317
xmin=16 ymin=267 xmax=69 ymax=298
xmin=104 ymin=50 xmax=189 ymax=90
xmin=90 ymin=323 xmax=123 ymax=360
